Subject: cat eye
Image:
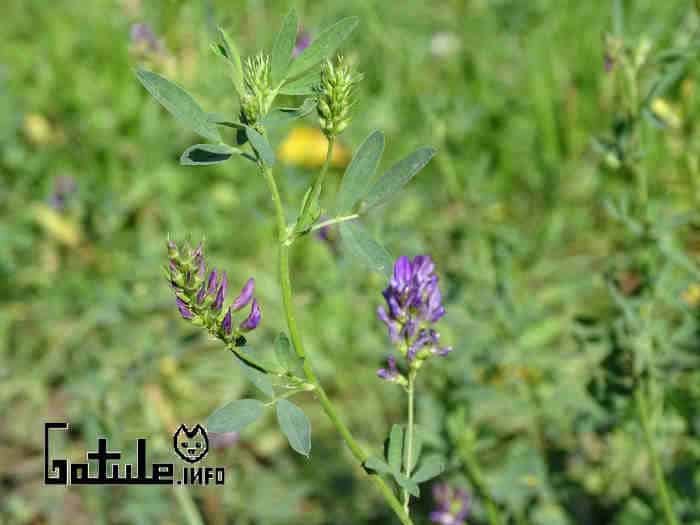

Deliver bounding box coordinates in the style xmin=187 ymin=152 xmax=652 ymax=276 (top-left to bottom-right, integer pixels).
xmin=196 ymin=442 xmax=201 ymax=448
xmin=181 ymin=442 xmax=188 ymax=448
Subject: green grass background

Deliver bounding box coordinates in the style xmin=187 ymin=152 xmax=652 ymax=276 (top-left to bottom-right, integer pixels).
xmin=2 ymin=0 xmax=700 ymax=524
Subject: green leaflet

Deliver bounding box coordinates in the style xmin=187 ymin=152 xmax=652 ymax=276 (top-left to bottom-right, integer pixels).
xmin=136 ymin=68 xmax=221 ymax=143
xmin=336 ymin=130 xmax=385 ymax=214
xmin=207 ymin=399 xmax=265 ymax=433
xmin=276 ymin=399 xmax=311 ymax=457
xmin=271 ymin=9 xmax=299 ymax=86
xmin=339 ymin=221 xmax=393 ymax=277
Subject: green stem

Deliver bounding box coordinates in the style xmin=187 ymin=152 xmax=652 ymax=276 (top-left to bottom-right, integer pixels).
xmin=299 ymin=136 xmax=335 ymax=224
xmin=402 ymin=371 xmax=416 ymax=514
xmin=260 ymin=162 xmax=414 ymax=525
xmin=635 ymin=382 xmax=678 ymax=525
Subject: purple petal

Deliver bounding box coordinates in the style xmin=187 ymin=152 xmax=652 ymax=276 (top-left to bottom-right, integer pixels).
xmin=176 ymin=298 xmax=193 ymax=320
xmin=240 ymin=298 xmax=261 ymax=331
xmin=207 ymin=269 xmax=219 ymax=295
xmin=232 ymin=278 xmax=255 ymax=311
xmin=212 ymin=272 xmax=228 ymax=311
xmin=221 ymin=307 xmax=232 ymax=335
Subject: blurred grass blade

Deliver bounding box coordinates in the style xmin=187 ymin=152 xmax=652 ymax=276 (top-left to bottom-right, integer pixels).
xmin=217 ymin=27 xmax=245 ymax=98
xmin=286 ymin=17 xmax=359 ymax=79
xmin=340 ymin=221 xmax=392 ymax=277
xmin=271 ymin=8 xmax=298 ymax=86
xmin=361 ymin=147 xmax=436 ymax=211
xmin=180 ymin=143 xmax=240 ymax=166
xmin=207 ymin=399 xmax=265 ymax=433
xmin=336 ymin=130 xmax=385 ymax=213
xmin=387 ymin=424 xmax=404 ymax=473
xmin=246 ymin=126 xmax=276 ymax=165
xmin=279 ymin=70 xmax=320 ymax=95
xmin=136 ymin=68 xmax=221 ymax=143
xmin=276 ymin=399 xmax=311 ymax=457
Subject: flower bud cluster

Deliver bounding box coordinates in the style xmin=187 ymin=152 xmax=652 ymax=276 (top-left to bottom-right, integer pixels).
xmin=315 ymin=56 xmax=360 ymax=137
xmin=240 ymin=53 xmax=274 ymax=126
xmin=167 ymin=239 xmax=261 ymax=347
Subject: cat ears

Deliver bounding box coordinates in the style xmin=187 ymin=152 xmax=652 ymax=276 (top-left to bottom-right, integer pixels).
xmin=176 ymin=424 xmax=207 ymax=439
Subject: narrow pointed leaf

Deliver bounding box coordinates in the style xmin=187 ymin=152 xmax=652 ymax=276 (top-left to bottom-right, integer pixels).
xmin=246 ymin=126 xmax=276 ymax=165
xmin=271 ymin=9 xmax=299 ymax=85
xmin=286 ymin=17 xmax=359 ymax=79
xmin=180 ymin=143 xmax=240 ymax=166
xmin=387 ymin=424 xmax=404 ymax=473
xmin=207 ymin=399 xmax=265 ymax=433
xmin=136 ymin=68 xmax=221 ymax=142
xmin=280 ymin=70 xmax=321 ymax=95
xmin=217 ymin=27 xmax=245 ymax=97
xmin=336 ymin=130 xmax=385 ymax=213
xmin=361 ymin=147 xmax=436 ymax=211
xmin=262 ymin=98 xmax=316 ymax=127
xmin=276 ymin=399 xmax=311 ymax=457
xmin=411 ymin=454 xmax=446 ymax=484
xmin=339 ymin=221 xmax=393 ymax=277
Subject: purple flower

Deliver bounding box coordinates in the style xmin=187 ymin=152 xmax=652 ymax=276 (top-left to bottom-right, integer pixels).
xmin=176 ymin=297 xmax=193 ymax=320
xmin=430 ymin=484 xmax=470 ymax=525
xmin=212 ymin=272 xmax=228 ymax=311
xmin=167 ymin=240 xmax=261 ymax=343
xmin=377 ymin=255 xmax=451 ymax=371
xmin=232 ymin=278 xmax=255 ymax=311
xmin=47 ymin=175 xmax=76 ymax=211
xmin=130 ymin=23 xmax=162 ymax=53
xmin=221 ymin=307 xmax=233 ymax=336
xmin=293 ymin=30 xmax=311 ymax=57
xmin=240 ymin=299 xmax=261 ymax=331
xmin=209 ymin=431 xmax=240 ymax=449
xmin=377 ymin=355 xmax=400 ymax=382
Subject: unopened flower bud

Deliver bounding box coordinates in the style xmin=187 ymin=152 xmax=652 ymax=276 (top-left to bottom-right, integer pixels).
xmin=315 ymin=56 xmax=361 ymax=137
xmin=240 ymin=53 xmax=274 ymax=125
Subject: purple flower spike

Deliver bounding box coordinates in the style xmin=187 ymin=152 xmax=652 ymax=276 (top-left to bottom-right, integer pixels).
xmin=429 ymin=483 xmax=470 ymax=525
xmin=213 ymin=272 xmax=228 ymax=311
xmin=232 ymin=278 xmax=255 ymax=311
xmin=176 ymin=298 xmax=193 ymax=320
xmin=221 ymin=307 xmax=232 ymax=336
xmin=377 ymin=255 xmax=451 ymax=376
xmin=240 ymin=299 xmax=261 ymax=331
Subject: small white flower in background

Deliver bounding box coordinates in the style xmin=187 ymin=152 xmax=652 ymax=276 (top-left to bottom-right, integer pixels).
xmin=430 ymin=32 xmax=460 ymax=58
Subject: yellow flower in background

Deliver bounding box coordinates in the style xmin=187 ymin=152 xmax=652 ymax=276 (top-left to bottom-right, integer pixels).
xmin=278 ymin=126 xmax=350 ymax=169
xmin=23 ymin=113 xmax=53 ymax=145
xmin=650 ymin=98 xmax=682 ymax=130
xmin=682 ymin=283 xmax=700 ymax=307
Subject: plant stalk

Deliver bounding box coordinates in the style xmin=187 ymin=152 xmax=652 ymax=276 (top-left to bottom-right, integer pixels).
xmin=402 ymin=370 xmax=416 ymax=513
xmin=635 ymin=382 xmax=677 ymax=525
xmin=260 ymin=161 xmax=414 ymax=525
